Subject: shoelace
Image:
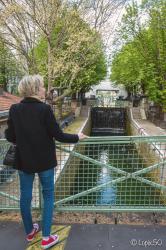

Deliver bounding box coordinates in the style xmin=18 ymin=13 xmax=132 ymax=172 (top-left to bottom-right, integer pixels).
xmin=28 ymin=224 xmax=39 ymax=236
xmin=49 ymin=235 xmax=58 ymax=241
xmin=33 ymin=223 xmax=39 ymax=230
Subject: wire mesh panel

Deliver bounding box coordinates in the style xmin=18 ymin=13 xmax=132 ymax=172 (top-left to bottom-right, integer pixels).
xmin=0 ymin=140 xmax=40 ymax=210
xmin=55 ymin=136 xmax=166 ymax=212
xmin=0 ymin=136 xmax=166 ymax=212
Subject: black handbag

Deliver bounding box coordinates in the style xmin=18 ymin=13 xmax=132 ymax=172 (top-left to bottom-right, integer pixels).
xmin=3 ymin=144 xmax=17 ymax=167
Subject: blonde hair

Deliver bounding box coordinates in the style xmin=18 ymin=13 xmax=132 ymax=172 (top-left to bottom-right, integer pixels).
xmin=18 ymin=75 xmax=44 ymax=97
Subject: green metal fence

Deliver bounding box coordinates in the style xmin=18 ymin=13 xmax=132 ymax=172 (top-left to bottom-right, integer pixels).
xmin=0 ymin=136 xmax=166 ymax=212
xmin=0 ymin=140 xmax=40 ymax=210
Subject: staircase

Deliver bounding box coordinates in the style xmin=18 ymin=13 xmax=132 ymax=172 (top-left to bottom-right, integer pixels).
xmin=80 ymin=105 xmax=89 ymax=117
xmin=132 ymin=107 xmax=142 ymax=120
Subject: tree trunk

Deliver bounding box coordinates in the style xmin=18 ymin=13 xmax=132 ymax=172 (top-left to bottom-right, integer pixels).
xmin=56 ymin=99 xmax=63 ymax=121
xmin=47 ymin=41 xmax=52 ymax=92
xmin=53 ymin=88 xmax=73 ymax=121
xmin=1 ymin=63 xmax=7 ymax=91
xmin=53 ymin=88 xmax=72 ymax=103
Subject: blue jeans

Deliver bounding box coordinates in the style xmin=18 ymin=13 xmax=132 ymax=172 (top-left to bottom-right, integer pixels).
xmin=18 ymin=168 xmax=55 ymax=237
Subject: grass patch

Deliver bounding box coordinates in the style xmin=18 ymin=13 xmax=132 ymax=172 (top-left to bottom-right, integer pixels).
xmin=64 ymin=117 xmax=86 ymax=134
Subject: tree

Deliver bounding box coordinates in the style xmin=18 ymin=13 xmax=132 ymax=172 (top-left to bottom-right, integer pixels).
xmin=0 ymin=0 xmax=107 ymax=113
xmin=34 ymin=10 xmax=107 ymax=100
xmin=23 ymin=0 xmax=63 ymax=91
xmin=0 ymin=0 xmax=38 ymax=73
xmin=71 ymin=0 xmax=129 ymax=60
xmin=0 ymin=39 xmax=23 ymax=91
xmin=72 ymin=0 xmax=128 ymax=30
xmin=110 ymin=0 xmax=166 ymax=110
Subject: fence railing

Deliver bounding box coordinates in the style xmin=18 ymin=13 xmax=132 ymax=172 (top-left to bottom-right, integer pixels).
xmin=0 ymin=140 xmax=40 ymax=210
xmin=0 ymin=136 xmax=165 ymax=212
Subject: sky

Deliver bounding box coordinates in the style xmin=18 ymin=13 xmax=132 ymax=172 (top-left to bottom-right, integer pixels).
xmin=101 ymin=0 xmax=147 ymax=62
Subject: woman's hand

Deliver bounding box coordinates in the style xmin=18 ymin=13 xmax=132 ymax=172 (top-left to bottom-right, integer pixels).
xmin=78 ymin=133 xmax=89 ymax=140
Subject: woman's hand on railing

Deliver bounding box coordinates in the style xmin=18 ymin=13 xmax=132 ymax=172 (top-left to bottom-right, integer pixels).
xmin=78 ymin=133 xmax=89 ymax=140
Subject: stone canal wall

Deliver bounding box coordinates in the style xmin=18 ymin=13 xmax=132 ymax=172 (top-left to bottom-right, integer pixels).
xmin=127 ymin=107 xmax=165 ymax=198
xmin=55 ymin=111 xmax=91 ymax=202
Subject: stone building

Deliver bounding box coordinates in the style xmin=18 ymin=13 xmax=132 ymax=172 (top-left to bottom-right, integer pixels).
xmin=85 ymin=78 xmax=128 ymax=100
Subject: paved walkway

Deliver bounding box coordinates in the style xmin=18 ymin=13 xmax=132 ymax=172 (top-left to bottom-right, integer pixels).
xmin=66 ymin=224 xmax=166 ymax=250
xmin=135 ymin=119 xmax=166 ymax=136
xmin=1 ymin=221 xmax=166 ymax=250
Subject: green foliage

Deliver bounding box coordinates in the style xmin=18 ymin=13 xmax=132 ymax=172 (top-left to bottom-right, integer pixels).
xmin=0 ymin=39 xmax=22 ymax=91
xmin=34 ymin=10 xmax=106 ymax=93
xmin=0 ymin=40 xmax=7 ymax=86
xmin=110 ymin=0 xmax=166 ymax=110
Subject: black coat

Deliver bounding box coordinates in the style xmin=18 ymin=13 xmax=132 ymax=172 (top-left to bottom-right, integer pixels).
xmin=5 ymin=97 xmax=79 ymax=173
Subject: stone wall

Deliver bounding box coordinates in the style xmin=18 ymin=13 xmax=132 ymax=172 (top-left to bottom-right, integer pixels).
xmin=55 ymin=113 xmax=91 ymax=204
xmin=127 ymin=108 xmax=165 ymax=199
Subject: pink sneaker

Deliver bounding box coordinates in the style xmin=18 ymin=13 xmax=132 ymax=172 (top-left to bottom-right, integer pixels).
xmin=41 ymin=235 xmax=59 ymax=249
xmin=26 ymin=223 xmax=39 ymax=242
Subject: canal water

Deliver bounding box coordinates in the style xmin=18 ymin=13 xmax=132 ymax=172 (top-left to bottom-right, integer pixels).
xmin=68 ymin=143 xmax=161 ymax=207
xmin=68 ymin=108 xmax=162 ymax=208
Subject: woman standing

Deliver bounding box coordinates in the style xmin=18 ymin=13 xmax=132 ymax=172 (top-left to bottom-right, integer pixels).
xmin=5 ymin=75 xmax=87 ymax=249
